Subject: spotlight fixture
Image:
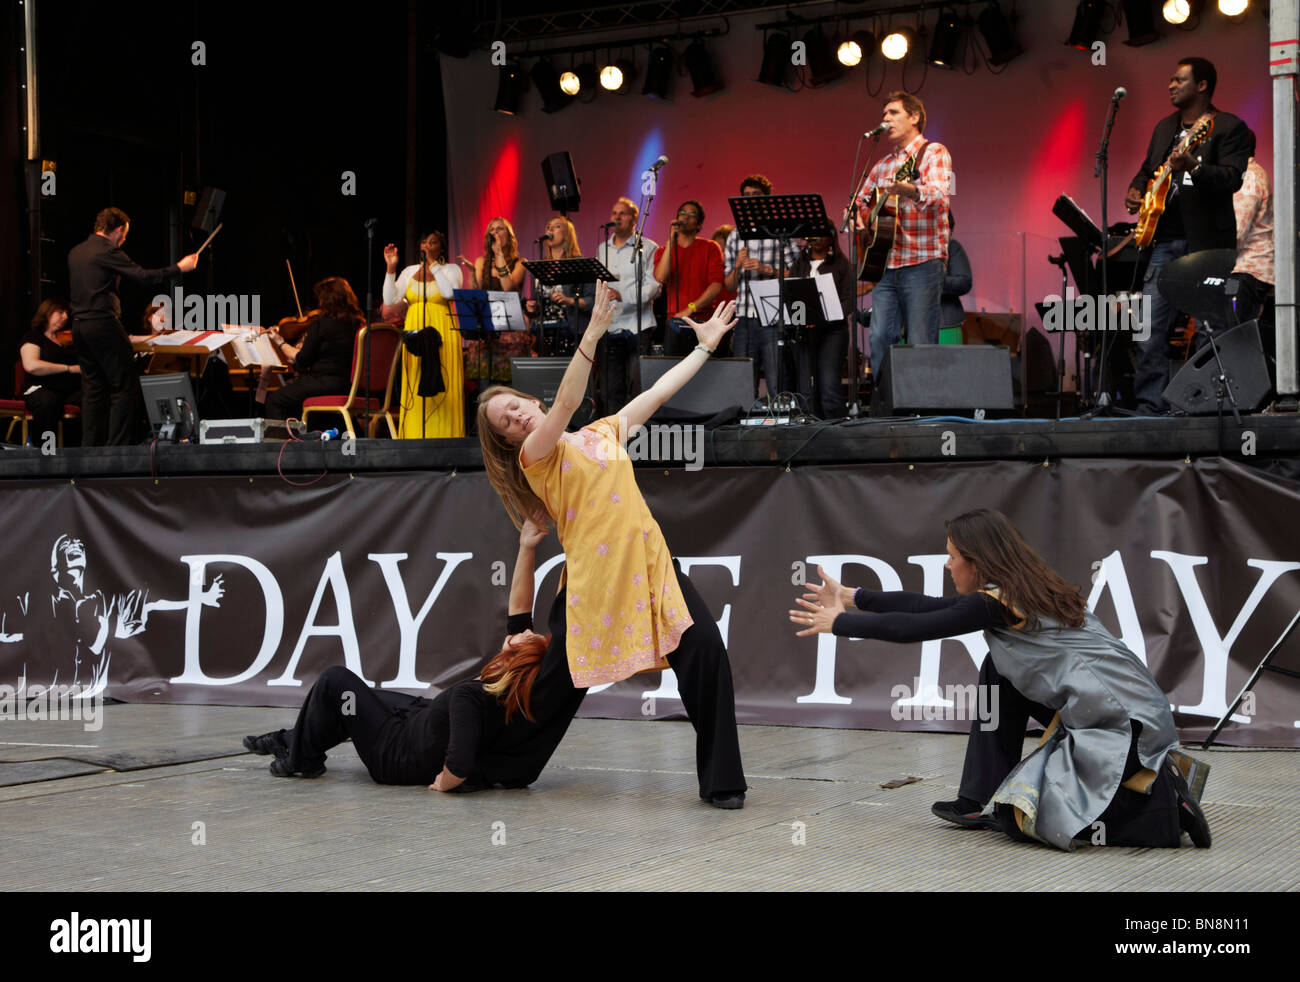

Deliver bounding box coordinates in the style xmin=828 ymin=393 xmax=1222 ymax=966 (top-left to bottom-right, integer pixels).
xmin=928 ymin=9 xmax=964 ymax=69
xmin=600 ymin=58 xmax=634 ymax=92
xmin=804 ymin=26 xmax=842 ymax=86
xmin=576 ymin=63 xmax=599 ymax=99
xmin=530 ymin=59 xmax=572 ymax=113
xmin=493 ymin=59 xmax=526 ymax=115
xmin=642 ymin=45 xmax=675 ymax=99
xmin=837 ymin=30 xmax=875 ymax=68
xmin=1123 ymin=0 xmax=1163 ymax=44
xmin=684 ymin=39 xmax=723 ymax=96
xmin=978 ymin=1 xmax=1023 ymax=65
xmin=559 ymin=70 xmax=580 ymax=96
xmin=1066 ymin=0 xmax=1106 ymax=50
xmin=881 ymin=27 xmax=914 ymax=61
xmin=1162 ymin=0 xmax=1194 ymax=22
xmin=758 ymin=31 xmax=793 ymax=87
xmin=1218 ymin=0 xmax=1248 ymax=15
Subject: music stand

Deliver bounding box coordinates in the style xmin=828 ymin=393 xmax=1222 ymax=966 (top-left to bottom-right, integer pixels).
xmin=727 ymin=193 xmax=835 ymax=396
xmin=522 ymin=256 xmax=617 ymax=356
xmin=451 ymin=289 xmax=527 ymax=392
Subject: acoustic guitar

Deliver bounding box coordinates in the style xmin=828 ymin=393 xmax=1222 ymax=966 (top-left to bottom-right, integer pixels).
xmin=856 ymin=152 xmax=921 ymax=283
xmin=1134 ymin=114 xmax=1214 ymax=249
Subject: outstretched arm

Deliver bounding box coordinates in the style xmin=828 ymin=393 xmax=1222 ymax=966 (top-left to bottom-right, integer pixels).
xmin=617 ymin=300 xmax=736 ymax=433
xmin=508 ymin=520 xmax=546 ymax=619
xmin=520 ymin=280 xmax=616 ymax=467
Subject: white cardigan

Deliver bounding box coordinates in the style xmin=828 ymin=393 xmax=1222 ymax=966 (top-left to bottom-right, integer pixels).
xmin=382 ymin=263 xmax=463 ymax=305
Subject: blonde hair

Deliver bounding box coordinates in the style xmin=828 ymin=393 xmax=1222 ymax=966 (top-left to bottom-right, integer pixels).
xmin=476 ymin=384 xmax=552 ymax=531
xmin=547 ymin=216 xmax=581 ymax=258
xmin=615 ymin=196 xmax=639 ymax=220
xmin=481 ymin=217 xmax=520 ymax=269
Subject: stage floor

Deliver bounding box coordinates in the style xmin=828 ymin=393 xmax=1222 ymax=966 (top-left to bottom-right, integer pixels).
xmin=2 ymin=705 xmax=1295 ymax=891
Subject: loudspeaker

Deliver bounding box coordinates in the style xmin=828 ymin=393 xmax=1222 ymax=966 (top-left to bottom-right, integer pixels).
xmin=1157 ymin=248 xmax=1239 ymax=327
xmin=871 ymin=344 xmax=1015 ymax=416
xmin=191 ymin=187 xmax=226 ymax=232
xmin=509 ymin=357 xmax=595 ymax=423
xmin=541 ymin=152 xmax=581 ymax=212
xmin=639 ymin=356 xmax=754 ymax=415
xmin=1163 ymin=320 xmax=1271 ymax=414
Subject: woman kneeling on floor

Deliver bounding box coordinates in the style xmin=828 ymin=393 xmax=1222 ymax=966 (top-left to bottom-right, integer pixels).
xmin=789 ymin=507 xmax=1211 ymax=851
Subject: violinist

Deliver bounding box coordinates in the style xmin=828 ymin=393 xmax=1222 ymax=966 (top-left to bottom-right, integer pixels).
xmin=259 ymin=277 xmax=363 ymax=422
xmin=19 ymin=299 xmax=82 ymax=444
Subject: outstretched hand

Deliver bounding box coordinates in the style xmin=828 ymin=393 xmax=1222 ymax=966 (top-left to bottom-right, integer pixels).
xmin=680 ymin=299 xmax=737 ymax=351
xmin=586 ymin=280 xmax=618 ymax=337
xmin=789 ymin=565 xmax=848 ymax=637
xmin=520 ymin=517 xmax=548 ymax=549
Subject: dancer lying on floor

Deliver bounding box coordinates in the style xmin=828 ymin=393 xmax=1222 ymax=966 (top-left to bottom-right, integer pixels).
xmin=788 ymin=507 xmax=1211 ymax=850
xmin=478 ymin=280 xmax=748 ymax=809
xmin=243 ymin=519 xmax=587 ymax=790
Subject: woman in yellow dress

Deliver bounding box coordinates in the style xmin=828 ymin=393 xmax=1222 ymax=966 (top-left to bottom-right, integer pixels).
xmin=382 ymin=231 xmax=464 ymax=438
xmin=477 ymin=281 xmax=748 ymax=809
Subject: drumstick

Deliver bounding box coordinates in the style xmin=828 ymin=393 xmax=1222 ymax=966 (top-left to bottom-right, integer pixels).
xmin=195 ymin=222 xmax=224 ymax=257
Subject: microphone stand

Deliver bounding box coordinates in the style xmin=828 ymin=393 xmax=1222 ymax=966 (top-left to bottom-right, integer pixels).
xmin=1084 ymin=93 xmax=1123 ymax=418
xmin=840 ymin=131 xmax=882 ymax=416
xmin=364 ymin=218 xmax=377 ymax=439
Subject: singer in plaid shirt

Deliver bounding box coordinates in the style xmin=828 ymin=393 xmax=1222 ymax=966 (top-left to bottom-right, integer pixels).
xmin=859 ymin=91 xmax=952 ymax=376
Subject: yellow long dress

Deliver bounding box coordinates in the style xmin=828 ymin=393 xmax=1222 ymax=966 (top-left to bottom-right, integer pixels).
xmin=399 ymin=273 xmax=464 ymax=438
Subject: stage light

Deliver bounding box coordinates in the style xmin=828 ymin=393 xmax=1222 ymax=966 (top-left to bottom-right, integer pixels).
xmin=979 ymin=1 xmax=1022 ymax=65
xmin=758 ymin=31 xmax=793 ymax=87
xmin=684 ymin=39 xmax=724 ymax=96
xmin=1163 ymin=0 xmax=1191 ymax=23
xmin=600 ymin=63 xmax=623 ymax=91
xmin=530 ymin=59 xmax=572 ymax=113
xmin=1066 ymin=0 xmax=1105 ymax=50
xmin=1218 ymin=0 xmax=1248 ymax=14
xmin=1123 ymin=0 xmax=1163 ymax=44
xmin=493 ymin=60 xmax=525 ymax=115
xmin=804 ymin=26 xmax=842 ymax=85
xmin=559 ymin=70 xmax=580 ymax=96
xmin=837 ymin=30 xmax=875 ymax=68
xmin=928 ymin=9 xmax=963 ymax=68
xmin=642 ymin=45 xmax=675 ymax=99
xmin=881 ymin=28 xmax=913 ymax=61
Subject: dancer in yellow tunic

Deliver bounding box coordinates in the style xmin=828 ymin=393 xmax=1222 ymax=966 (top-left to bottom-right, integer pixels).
xmin=477 ymin=281 xmax=748 ymax=809
xmin=382 ymin=231 xmax=464 ymax=438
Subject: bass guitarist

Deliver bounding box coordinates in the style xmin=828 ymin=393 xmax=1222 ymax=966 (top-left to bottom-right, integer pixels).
xmin=1124 ymin=57 xmax=1254 ymax=415
xmin=858 ymin=91 xmax=953 ymax=380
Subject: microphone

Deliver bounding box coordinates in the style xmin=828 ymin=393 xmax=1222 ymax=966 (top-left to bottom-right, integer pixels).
xmin=599 ymin=221 xmax=616 ymax=229
xmin=864 ymin=122 xmax=890 ymax=138
xmin=364 ymin=218 xmax=378 ymax=230
xmin=649 ymin=155 xmax=669 ymax=172
xmin=536 ymin=233 xmax=552 ymax=242
xmin=1112 ymin=86 xmax=1127 ymax=102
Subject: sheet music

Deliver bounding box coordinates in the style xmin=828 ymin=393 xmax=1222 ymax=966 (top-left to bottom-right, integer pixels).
xmin=147 ymin=330 xmax=232 ymax=352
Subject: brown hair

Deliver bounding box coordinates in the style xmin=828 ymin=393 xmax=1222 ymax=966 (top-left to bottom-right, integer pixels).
xmin=884 ymin=90 xmax=926 ymax=133
xmin=313 ymin=277 xmax=365 ymax=324
xmin=476 ymin=384 xmax=551 ymax=531
xmin=945 ymin=508 xmax=1086 ymax=632
xmin=31 ymin=297 xmax=70 ymax=332
xmin=615 ymin=196 xmax=639 ymax=220
xmin=711 ymin=224 xmax=734 ymax=246
xmin=480 ymin=632 xmax=551 ymax=723
xmin=93 ymin=207 xmax=129 ymax=233
xmin=480 ymin=217 xmax=520 ymax=270
xmin=546 ymin=216 xmax=581 ymax=258
xmin=739 ymin=173 xmax=773 ymax=195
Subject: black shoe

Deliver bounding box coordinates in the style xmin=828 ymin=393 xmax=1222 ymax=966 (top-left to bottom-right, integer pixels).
xmin=709 ymin=792 xmax=745 ymax=810
xmin=269 ymin=757 xmax=325 ymax=779
xmin=243 ymin=731 xmax=289 ymax=758
xmin=932 ymin=797 xmax=996 ymax=829
xmin=1168 ymin=760 xmax=1211 ymax=848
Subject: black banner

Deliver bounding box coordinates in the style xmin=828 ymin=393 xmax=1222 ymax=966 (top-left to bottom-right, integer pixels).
xmin=1 ymin=458 xmax=1296 ymax=746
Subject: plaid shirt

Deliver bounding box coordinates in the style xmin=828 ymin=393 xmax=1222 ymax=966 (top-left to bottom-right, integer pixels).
xmin=1232 ymin=159 xmax=1273 ymax=285
xmin=860 ymin=134 xmax=952 ymax=269
xmin=723 ymin=229 xmax=801 ymax=318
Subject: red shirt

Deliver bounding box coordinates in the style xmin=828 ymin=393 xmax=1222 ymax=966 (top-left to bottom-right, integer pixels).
xmin=653 ymin=237 xmax=725 ymax=316
xmin=860 ymin=133 xmax=952 ymax=269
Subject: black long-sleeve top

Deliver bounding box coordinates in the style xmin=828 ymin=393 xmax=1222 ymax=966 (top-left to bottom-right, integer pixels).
xmin=1128 ymin=109 xmax=1254 ymax=251
xmin=940 ymin=238 xmax=972 ymax=330
xmin=788 ymin=248 xmax=855 ymax=331
xmin=832 ymin=588 xmax=1010 ymax=642
xmin=68 ymin=233 xmax=178 ymax=321
xmin=295 ymin=315 xmax=359 ymax=379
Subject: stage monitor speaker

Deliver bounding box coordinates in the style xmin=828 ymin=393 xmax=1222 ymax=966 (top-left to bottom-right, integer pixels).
xmin=639 ymin=356 xmax=754 ymax=415
xmin=191 ymin=187 xmax=226 ymax=232
xmin=871 ymin=344 xmax=1015 ymax=417
xmin=509 ymin=357 xmax=595 ymax=424
xmin=1162 ymin=319 xmax=1271 ymax=414
xmin=542 ymin=152 xmax=581 ymax=212
xmin=1157 ymin=248 xmax=1239 ymax=326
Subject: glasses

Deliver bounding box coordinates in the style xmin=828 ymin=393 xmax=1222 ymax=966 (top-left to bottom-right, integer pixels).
xmin=676 ymin=210 xmax=700 ymax=219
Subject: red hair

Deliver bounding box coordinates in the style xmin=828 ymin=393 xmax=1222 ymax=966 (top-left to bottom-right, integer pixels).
xmin=480 ymin=633 xmax=550 ymax=724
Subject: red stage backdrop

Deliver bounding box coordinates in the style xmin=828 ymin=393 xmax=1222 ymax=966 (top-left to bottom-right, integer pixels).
xmin=1 ymin=458 xmax=1296 ymax=747
xmin=439 ymin=5 xmax=1273 ymax=391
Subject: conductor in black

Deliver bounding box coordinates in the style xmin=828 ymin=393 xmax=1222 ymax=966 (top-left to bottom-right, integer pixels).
xmin=67 ymin=207 xmax=198 ymax=445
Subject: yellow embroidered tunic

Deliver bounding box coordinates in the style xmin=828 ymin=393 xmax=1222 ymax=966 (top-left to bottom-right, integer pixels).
xmin=522 ymin=416 xmax=693 ymax=687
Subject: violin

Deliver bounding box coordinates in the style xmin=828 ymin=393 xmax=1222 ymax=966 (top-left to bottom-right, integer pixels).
xmin=271 ymin=309 xmax=319 ymax=344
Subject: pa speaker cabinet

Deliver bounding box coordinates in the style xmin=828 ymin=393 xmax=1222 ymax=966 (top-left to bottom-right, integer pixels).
xmin=639 ymin=355 xmax=754 ymax=414
xmin=1163 ymin=319 xmax=1271 ymax=414
xmin=509 ymin=357 xmax=595 ymax=424
xmin=871 ymin=344 xmax=1015 ymax=417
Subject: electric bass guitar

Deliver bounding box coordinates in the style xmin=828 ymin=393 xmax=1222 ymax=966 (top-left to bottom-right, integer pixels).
xmin=1134 ymin=114 xmax=1214 ymax=249
xmin=856 ymin=151 xmax=921 ymax=283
